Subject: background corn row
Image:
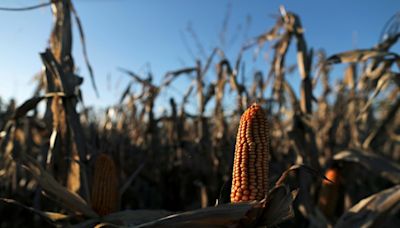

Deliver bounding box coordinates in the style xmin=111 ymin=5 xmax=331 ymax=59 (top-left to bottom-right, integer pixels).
xmin=0 ymin=2 xmax=399 ymax=227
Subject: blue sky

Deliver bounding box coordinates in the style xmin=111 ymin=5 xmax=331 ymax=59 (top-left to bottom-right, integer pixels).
xmin=0 ymin=0 xmax=398 ymax=111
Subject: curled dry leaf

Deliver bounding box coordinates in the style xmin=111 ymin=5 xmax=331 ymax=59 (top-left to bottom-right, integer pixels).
xmin=12 ymin=96 xmax=45 ymax=120
xmin=335 ymin=185 xmax=400 ymax=228
xmin=326 ymin=49 xmax=399 ymax=64
xmin=18 ymin=153 xmax=98 ymax=218
xmin=261 ymin=185 xmax=298 ymax=227
xmin=274 ymin=164 xmax=331 ymax=187
xmin=333 ymin=150 xmax=400 ymax=184
xmin=135 ymin=202 xmax=257 ymax=228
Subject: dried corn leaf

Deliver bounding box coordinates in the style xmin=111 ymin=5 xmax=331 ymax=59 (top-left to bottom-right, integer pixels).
xmin=162 ymin=67 xmax=197 ymax=88
xmin=12 ymin=96 xmax=45 ymax=120
xmin=359 ymin=71 xmax=398 ymax=116
xmin=18 ymin=153 xmax=98 ymax=217
xmin=135 ymin=202 xmax=257 ymax=228
xmin=71 ymin=219 xmax=100 ymax=228
xmin=256 ymin=17 xmax=283 ymax=45
xmin=0 ymin=198 xmax=70 ymax=223
xmin=333 ymin=150 xmax=400 ymax=184
xmin=261 ymin=185 xmax=298 ymax=227
xmin=377 ymin=33 xmax=400 ymax=50
xmin=363 ymin=97 xmax=400 ymax=148
xmin=102 ymin=210 xmax=173 ymax=226
xmin=119 ymin=163 xmax=145 ymax=197
xmin=118 ymin=68 xmax=152 ymax=87
xmin=119 ymin=82 xmax=133 ymax=104
xmin=69 ymin=1 xmax=98 ymax=97
xmin=129 ymin=187 xmax=296 ymax=228
xmin=335 ymin=185 xmax=400 ymax=228
xmin=12 ymin=92 xmax=64 ymax=121
xmin=326 ymin=49 xmax=399 ymax=64
xmin=274 ymin=165 xmax=331 ymax=187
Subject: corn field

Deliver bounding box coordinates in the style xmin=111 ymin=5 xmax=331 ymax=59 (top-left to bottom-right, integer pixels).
xmin=0 ymin=1 xmax=399 ymax=227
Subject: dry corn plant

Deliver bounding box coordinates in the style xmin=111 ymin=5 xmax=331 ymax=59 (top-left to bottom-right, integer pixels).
xmin=0 ymin=2 xmax=399 ymax=228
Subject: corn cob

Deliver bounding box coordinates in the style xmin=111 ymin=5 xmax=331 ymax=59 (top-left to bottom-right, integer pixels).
xmin=91 ymin=153 xmax=119 ymax=216
xmin=231 ymin=103 xmax=271 ymax=203
xmin=323 ymin=168 xmax=340 ymax=185
xmin=318 ymin=167 xmax=341 ymax=219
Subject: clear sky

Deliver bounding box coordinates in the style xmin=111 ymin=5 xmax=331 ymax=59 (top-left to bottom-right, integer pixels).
xmin=0 ymin=0 xmax=398 ymax=111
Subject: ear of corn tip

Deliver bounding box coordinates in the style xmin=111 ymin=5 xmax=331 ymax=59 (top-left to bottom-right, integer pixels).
xmin=323 ymin=167 xmax=339 ymax=185
xmin=231 ymin=103 xmax=271 ymax=203
xmin=319 ymin=167 xmax=341 ymax=218
xmin=91 ymin=153 xmax=119 ymax=216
